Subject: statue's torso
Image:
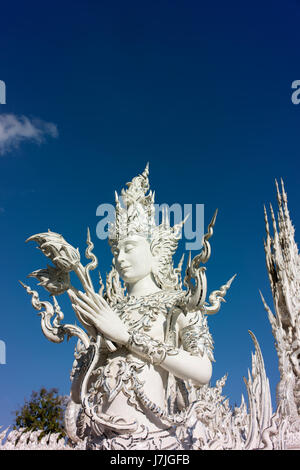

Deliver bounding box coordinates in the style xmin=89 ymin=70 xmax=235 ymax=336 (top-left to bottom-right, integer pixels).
xmin=92 ymin=290 xmax=184 ymax=430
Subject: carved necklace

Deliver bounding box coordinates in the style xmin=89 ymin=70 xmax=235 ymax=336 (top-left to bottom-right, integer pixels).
xmin=112 ymin=290 xmax=183 ymax=333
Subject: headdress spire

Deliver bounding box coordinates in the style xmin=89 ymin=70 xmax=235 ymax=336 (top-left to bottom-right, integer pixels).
xmin=108 ymin=163 xmax=187 ymax=290
xmin=108 ymin=163 xmax=185 ymax=246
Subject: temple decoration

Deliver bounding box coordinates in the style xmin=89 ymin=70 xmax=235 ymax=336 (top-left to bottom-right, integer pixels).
xmin=1 ymin=168 xmax=299 ymax=450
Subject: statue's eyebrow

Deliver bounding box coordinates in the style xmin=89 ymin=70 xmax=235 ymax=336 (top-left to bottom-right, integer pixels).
xmin=124 ymin=240 xmax=139 ymax=246
xmin=113 ymin=240 xmax=139 ymax=253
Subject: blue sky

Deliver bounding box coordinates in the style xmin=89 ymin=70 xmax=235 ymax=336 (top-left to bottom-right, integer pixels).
xmin=1 ymin=0 xmax=300 ymax=429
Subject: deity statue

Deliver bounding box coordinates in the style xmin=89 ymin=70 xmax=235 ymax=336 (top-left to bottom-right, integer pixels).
xmin=21 ymin=164 xmax=235 ymax=450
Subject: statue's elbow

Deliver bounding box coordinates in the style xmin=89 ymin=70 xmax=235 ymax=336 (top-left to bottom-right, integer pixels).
xmin=192 ymin=357 xmax=212 ymax=387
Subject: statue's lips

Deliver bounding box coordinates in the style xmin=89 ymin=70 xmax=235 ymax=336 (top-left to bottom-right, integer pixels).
xmin=120 ymin=265 xmax=131 ymax=272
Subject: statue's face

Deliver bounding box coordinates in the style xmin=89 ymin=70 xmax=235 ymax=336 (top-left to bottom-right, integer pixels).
xmin=112 ymin=235 xmax=154 ymax=284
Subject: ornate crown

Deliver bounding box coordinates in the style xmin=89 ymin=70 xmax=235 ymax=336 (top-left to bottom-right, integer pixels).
xmin=108 ymin=163 xmax=187 ymax=290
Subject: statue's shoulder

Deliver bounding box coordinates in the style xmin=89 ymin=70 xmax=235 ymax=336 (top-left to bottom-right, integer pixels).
xmin=151 ymin=290 xmax=187 ymax=316
xmin=158 ymin=289 xmax=185 ymax=305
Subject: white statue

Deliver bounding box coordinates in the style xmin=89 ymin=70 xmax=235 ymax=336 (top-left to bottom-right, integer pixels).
xmin=0 ymin=171 xmax=297 ymax=450
xmin=20 ymin=163 xmax=235 ymax=450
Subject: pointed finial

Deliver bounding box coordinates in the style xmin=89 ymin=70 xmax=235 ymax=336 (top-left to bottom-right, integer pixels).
xmin=263 ymin=205 xmax=270 ymax=234
xmin=174 ymin=213 xmax=190 ymax=232
xmin=280 ymin=178 xmax=288 ymax=204
xmin=211 ymin=209 xmax=218 ymax=226
xmin=177 ymin=253 xmax=185 ymax=271
xmin=259 ymin=289 xmax=274 ymax=317
xmin=187 ymin=250 xmax=192 ymax=267
xmin=269 ymin=203 xmax=278 ymax=235
xmin=275 ymin=179 xmax=282 ymax=206
xmin=227 ymin=273 xmax=237 ymax=287
xmin=143 ymin=162 xmax=149 ymax=178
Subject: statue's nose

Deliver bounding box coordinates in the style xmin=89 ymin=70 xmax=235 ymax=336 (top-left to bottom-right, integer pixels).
xmin=117 ymin=250 xmax=126 ymax=263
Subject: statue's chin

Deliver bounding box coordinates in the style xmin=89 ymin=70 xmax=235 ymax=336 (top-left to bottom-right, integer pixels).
xmin=121 ymin=275 xmax=142 ymax=284
xmin=120 ymin=273 xmax=152 ymax=285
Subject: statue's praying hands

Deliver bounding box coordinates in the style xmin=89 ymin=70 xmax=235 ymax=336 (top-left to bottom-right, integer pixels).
xmin=70 ymin=289 xmax=130 ymax=346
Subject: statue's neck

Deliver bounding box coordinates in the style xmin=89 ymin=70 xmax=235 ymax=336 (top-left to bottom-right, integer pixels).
xmin=126 ymin=274 xmax=161 ymax=298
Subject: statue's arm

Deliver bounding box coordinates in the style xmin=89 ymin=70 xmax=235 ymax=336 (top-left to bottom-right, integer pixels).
xmin=68 ymin=290 xmax=213 ymax=386
xmin=124 ymin=312 xmax=213 ymax=386
xmin=159 ymin=343 xmax=212 ymax=386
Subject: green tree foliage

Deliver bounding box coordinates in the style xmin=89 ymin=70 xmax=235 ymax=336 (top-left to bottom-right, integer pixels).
xmin=13 ymin=387 xmax=67 ymax=440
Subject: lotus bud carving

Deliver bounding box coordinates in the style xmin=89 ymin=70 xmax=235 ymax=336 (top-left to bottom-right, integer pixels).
xmin=28 ymin=265 xmax=70 ymax=295
xmin=26 ymin=230 xmax=81 ymax=272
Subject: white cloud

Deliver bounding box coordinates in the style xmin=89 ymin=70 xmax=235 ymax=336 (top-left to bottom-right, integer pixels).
xmin=0 ymin=114 xmax=58 ymax=155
